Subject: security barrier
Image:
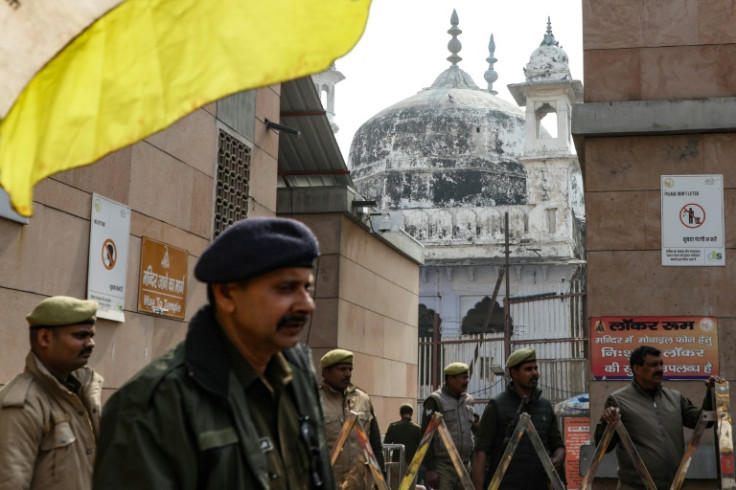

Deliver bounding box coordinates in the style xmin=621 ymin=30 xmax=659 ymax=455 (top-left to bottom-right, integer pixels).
xmin=382 ymin=443 xmax=406 ymax=490
xmin=582 ymin=381 xmax=736 ymax=490
xmin=330 ymin=410 xmax=389 ymax=490
xmin=485 ymin=412 xmax=565 ymax=490
xmin=398 ymin=413 xmax=473 ymax=490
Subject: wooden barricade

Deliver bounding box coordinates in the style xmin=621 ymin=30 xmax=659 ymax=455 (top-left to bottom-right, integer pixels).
xmin=329 ymin=410 xmax=389 ymax=490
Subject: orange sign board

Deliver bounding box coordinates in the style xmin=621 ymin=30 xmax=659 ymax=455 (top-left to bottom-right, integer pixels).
xmin=564 ymin=417 xmax=589 ymax=490
xmin=137 ymin=237 xmax=188 ymax=320
xmin=591 ymin=316 xmax=718 ymax=380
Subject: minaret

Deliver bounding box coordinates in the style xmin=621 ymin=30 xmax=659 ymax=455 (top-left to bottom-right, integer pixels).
xmin=507 ymin=18 xmax=585 ymax=255
xmin=508 ymin=17 xmax=582 ymax=155
xmin=484 ymin=34 xmax=498 ymax=95
xmin=311 ymin=63 xmax=345 ymax=133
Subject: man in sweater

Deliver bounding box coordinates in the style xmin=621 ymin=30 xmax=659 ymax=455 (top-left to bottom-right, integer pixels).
xmin=594 ymin=345 xmax=723 ymax=490
xmin=421 ymin=362 xmax=475 ymax=490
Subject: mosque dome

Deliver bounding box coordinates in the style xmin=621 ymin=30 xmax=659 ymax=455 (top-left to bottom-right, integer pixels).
xmin=349 ymin=10 xmax=529 ymax=212
xmin=524 ymin=17 xmax=572 ymax=82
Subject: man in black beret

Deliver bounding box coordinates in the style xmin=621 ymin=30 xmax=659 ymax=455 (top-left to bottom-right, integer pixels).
xmin=0 ymin=296 xmax=102 ymax=490
xmin=94 ymin=217 xmax=335 ymax=490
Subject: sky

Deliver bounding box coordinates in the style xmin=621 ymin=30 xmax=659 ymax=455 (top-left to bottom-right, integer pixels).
xmin=332 ymin=0 xmax=584 ymax=162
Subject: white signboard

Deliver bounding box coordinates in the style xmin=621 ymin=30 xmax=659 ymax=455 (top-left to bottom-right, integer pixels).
xmin=88 ymin=194 xmax=131 ymax=321
xmin=661 ymin=175 xmax=725 ymax=266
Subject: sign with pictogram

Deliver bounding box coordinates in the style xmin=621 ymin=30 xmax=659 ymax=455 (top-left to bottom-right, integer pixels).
xmin=87 ymin=194 xmax=130 ymax=322
xmin=661 ymin=175 xmax=725 ymax=266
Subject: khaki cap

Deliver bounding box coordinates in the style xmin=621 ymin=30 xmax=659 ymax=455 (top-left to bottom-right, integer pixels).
xmin=320 ymin=349 xmax=353 ymax=369
xmin=444 ymin=362 xmax=469 ymax=375
xmin=26 ymin=296 xmax=97 ymax=328
xmin=505 ymin=348 xmax=536 ymax=369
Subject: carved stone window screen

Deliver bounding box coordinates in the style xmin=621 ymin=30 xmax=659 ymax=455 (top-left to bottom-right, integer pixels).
xmin=215 ymin=130 xmax=251 ymax=237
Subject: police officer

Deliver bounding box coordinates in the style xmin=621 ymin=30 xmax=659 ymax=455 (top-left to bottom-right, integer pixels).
xmin=471 ymin=348 xmax=565 ymax=490
xmin=320 ymin=348 xmax=385 ymax=489
xmin=421 ymin=362 xmax=475 ymax=490
xmin=93 ymin=217 xmax=334 ymax=489
xmin=0 ymin=296 xmax=102 ymax=490
xmin=384 ymin=403 xmax=424 ymax=488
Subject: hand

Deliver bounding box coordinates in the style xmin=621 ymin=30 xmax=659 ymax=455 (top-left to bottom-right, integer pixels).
xmin=602 ymin=406 xmax=620 ymax=427
xmin=426 ymin=469 xmax=438 ymax=489
xmin=551 ymin=455 xmax=563 ymax=471
xmin=705 ymin=376 xmax=725 ymax=389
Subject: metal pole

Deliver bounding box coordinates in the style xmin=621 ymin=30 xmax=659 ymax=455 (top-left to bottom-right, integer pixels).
xmin=432 ymin=312 xmax=440 ymax=391
xmin=503 ymin=211 xmax=511 ymax=361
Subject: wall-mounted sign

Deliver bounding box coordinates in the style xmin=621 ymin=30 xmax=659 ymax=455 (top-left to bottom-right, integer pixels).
xmin=137 ymin=237 xmax=188 ymax=319
xmin=564 ymin=417 xmax=590 ymax=490
xmin=591 ymin=316 xmax=718 ymax=380
xmin=661 ymin=175 xmax=725 ymax=266
xmin=88 ymin=194 xmax=130 ymax=322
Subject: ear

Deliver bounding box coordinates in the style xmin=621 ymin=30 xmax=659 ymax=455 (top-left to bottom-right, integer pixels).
xmin=211 ymin=283 xmax=236 ymax=314
xmin=35 ymin=328 xmax=54 ymax=348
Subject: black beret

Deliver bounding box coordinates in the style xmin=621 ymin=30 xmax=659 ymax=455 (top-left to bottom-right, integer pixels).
xmin=195 ymin=217 xmax=320 ymax=283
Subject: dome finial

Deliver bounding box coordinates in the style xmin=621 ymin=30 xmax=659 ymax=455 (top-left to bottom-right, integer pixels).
xmin=541 ymin=16 xmax=560 ymax=47
xmin=484 ymin=34 xmax=498 ymax=95
xmin=446 ymin=9 xmax=462 ymax=66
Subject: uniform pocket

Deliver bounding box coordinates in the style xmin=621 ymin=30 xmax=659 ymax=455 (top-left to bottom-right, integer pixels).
xmin=39 ymin=420 xmax=76 ymax=483
xmin=40 ymin=420 xmax=76 ymax=450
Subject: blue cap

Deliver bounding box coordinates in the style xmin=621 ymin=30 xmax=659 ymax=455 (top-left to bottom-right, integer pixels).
xmin=195 ymin=218 xmax=319 ymax=283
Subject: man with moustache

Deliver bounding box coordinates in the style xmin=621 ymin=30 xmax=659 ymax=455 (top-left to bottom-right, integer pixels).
xmin=594 ymin=345 xmax=723 ymax=490
xmin=0 ymin=296 xmax=102 ymax=490
xmin=471 ymin=348 xmax=564 ymax=490
xmin=421 ymin=362 xmax=475 ymax=490
xmin=94 ymin=218 xmax=335 ymax=490
xmin=320 ymin=349 xmax=384 ymax=489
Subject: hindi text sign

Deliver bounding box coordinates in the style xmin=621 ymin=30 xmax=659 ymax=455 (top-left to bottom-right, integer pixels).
xmin=591 ymin=316 xmax=718 ymax=380
xmin=564 ymin=417 xmax=590 ymax=490
xmin=138 ymin=237 xmax=188 ymax=319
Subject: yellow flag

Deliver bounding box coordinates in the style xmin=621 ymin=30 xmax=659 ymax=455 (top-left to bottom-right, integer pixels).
xmin=0 ymin=0 xmax=371 ymax=216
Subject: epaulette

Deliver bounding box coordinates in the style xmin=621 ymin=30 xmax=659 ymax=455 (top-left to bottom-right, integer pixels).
xmin=1 ymin=373 xmax=34 ymax=408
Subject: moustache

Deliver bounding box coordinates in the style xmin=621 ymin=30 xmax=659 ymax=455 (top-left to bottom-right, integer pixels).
xmin=277 ymin=315 xmax=309 ymax=328
xmin=79 ymin=348 xmax=93 ymax=357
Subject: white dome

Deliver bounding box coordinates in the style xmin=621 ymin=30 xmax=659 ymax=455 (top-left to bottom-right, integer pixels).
xmin=524 ymin=18 xmax=572 ymax=82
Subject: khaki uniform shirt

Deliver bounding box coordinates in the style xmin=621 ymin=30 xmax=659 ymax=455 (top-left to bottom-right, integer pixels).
xmin=320 ymin=382 xmax=384 ymax=489
xmin=0 ymin=352 xmax=102 ymax=490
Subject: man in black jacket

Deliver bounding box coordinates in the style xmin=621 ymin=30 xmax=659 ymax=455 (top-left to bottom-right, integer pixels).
xmin=94 ymin=218 xmax=334 ymax=490
xmin=471 ymin=348 xmax=565 ymax=490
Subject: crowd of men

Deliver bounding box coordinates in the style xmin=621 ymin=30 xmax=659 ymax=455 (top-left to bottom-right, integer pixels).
xmin=0 ymin=217 xmax=725 ymax=490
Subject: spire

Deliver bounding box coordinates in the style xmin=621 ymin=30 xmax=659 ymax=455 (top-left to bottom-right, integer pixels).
xmin=484 ymin=34 xmax=498 ymax=95
xmin=540 ymin=16 xmax=560 ymax=47
xmin=446 ymin=9 xmax=462 ymax=66
xmin=428 ymin=10 xmax=479 ymax=89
